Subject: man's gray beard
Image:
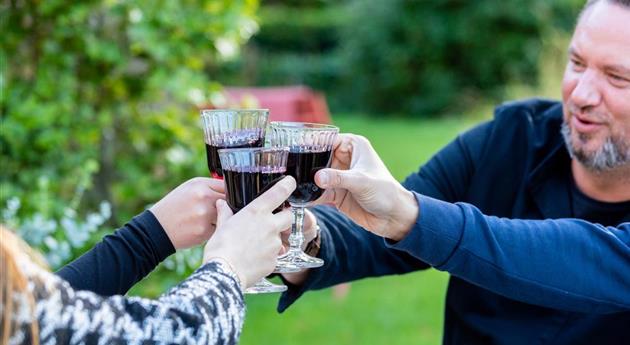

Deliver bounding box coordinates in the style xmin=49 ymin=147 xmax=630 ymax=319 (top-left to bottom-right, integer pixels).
xmin=561 ymin=121 xmax=630 ymax=172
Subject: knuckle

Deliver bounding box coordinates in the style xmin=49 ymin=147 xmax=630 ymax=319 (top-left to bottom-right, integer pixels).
xmin=242 ymin=208 xmax=257 ymax=218
xmin=279 ymin=183 xmax=293 ymax=197
xmin=196 ymin=206 xmax=208 ymax=217
xmin=355 ymin=135 xmax=373 ymax=149
xmin=190 ymin=177 xmax=204 ymax=185
xmin=355 ymin=171 xmax=368 ymax=179
xmin=333 ymin=172 xmax=344 ymax=186
xmin=354 ymin=135 xmax=369 ymax=144
xmin=196 ymin=189 xmax=206 ymax=199
xmin=197 ymin=224 xmax=208 ymax=235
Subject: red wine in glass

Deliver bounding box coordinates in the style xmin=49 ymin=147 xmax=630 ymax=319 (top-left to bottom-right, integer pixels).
xmin=285 ymin=150 xmax=333 ymax=205
xmin=205 ymin=136 xmax=264 ymax=179
xmin=218 ymin=146 xmax=299 ymax=291
xmin=223 ymin=169 xmax=286 ymax=213
xmin=268 ymin=121 xmax=338 ymax=270
xmin=201 ymin=109 xmax=269 ymax=180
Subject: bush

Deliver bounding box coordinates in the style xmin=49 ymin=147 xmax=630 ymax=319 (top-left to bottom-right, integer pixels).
xmin=215 ymin=3 xmax=347 ymax=109
xmin=337 ymin=0 xmax=583 ymax=116
xmin=224 ymin=0 xmax=583 ymax=117
xmin=1 ymin=0 xmax=259 ymax=270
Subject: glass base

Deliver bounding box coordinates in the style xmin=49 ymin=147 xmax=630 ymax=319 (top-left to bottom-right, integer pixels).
xmin=282 ymin=249 xmax=324 ymax=269
xmin=245 ymin=278 xmax=288 ymax=294
xmin=274 ymin=260 xmax=302 ymax=273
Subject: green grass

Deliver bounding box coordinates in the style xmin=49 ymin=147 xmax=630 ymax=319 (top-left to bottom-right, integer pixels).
xmin=239 ymin=114 xmax=484 ymax=345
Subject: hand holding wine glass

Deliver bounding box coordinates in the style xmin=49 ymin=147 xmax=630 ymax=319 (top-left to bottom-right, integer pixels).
xmin=203 ymin=176 xmax=295 ymax=289
xmin=269 ymin=122 xmax=339 ymax=269
xmin=313 ymin=134 xmax=419 ymax=241
xmin=149 ymin=177 xmax=226 ymax=250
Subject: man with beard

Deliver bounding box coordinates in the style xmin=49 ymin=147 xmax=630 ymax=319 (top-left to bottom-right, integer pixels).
xmin=279 ymin=0 xmax=630 ymax=343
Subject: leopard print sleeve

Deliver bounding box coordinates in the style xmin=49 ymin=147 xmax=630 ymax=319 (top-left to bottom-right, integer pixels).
xmin=10 ymin=259 xmax=245 ymax=345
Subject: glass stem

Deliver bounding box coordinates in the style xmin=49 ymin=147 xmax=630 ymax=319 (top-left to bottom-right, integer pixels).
xmin=289 ymin=206 xmax=305 ymax=252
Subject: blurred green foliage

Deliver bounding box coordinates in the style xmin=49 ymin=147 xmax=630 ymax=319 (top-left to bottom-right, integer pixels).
xmin=1 ymin=0 xmax=259 ymax=268
xmin=223 ymin=0 xmax=583 ymax=115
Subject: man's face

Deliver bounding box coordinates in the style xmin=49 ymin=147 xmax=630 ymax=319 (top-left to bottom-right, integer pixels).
xmin=561 ymin=1 xmax=630 ymax=171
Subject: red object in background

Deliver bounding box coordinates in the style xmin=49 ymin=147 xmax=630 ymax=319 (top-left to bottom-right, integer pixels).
xmin=220 ymin=85 xmax=332 ymax=124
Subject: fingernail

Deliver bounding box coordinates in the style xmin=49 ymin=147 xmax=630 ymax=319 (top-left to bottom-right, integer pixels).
xmin=319 ymin=171 xmax=329 ymax=187
xmin=281 ymin=175 xmax=295 ymax=186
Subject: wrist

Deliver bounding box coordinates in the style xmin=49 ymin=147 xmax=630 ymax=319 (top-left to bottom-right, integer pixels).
xmin=303 ymin=224 xmax=322 ymax=256
xmin=390 ymin=189 xmax=419 ymax=241
xmin=148 ymin=208 xmax=180 ymax=250
xmin=205 ymin=256 xmax=245 ymax=289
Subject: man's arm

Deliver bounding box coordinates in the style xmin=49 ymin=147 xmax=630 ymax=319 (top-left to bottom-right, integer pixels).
xmin=279 ymin=123 xmax=494 ymax=310
xmin=388 ymin=193 xmax=630 ymax=313
xmin=278 ymin=205 xmax=428 ymax=312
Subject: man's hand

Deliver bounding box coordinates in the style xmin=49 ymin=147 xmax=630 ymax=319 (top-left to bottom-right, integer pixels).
xmin=280 ymin=209 xmax=318 ymax=252
xmin=149 ymin=177 xmax=226 ymax=250
xmin=313 ymin=134 xmax=418 ymax=241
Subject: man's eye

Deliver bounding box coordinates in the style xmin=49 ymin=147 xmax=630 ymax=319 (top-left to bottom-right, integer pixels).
xmin=608 ymin=74 xmax=630 ymax=87
xmin=571 ymin=59 xmax=585 ymax=70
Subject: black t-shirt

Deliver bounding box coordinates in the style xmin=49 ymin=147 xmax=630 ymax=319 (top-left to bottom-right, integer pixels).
xmin=570 ymin=177 xmax=630 ymax=225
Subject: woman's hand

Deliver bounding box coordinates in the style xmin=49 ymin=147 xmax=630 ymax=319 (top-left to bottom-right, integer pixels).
xmin=150 ymin=177 xmax=226 ymax=250
xmin=203 ymin=177 xmax=296 ymax=288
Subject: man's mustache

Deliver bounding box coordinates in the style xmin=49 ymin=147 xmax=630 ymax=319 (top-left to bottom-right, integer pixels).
xmin=566 ymin=103 xmax=609 ymax=124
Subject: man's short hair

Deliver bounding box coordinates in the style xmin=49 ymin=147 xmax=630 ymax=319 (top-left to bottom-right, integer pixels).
xmin=583 ymin=0 xmax=630 ymax=12
xmin=578 ymin=0 xmax=630 ymax=25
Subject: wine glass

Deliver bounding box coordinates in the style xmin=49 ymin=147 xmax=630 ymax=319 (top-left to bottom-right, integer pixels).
xmin=268 ymin=122 xmax=339 ymax=269
xmin=202 ymin=109 xmax=301 ymax=274
xmin=218 ymin=147 xmax=293 ymax=294
xmin=200 ymin=109 xmax=269 ymax=179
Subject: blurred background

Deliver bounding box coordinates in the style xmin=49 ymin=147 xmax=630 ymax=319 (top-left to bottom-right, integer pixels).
xmin=1 ymin=0 xmax=583 ymax=343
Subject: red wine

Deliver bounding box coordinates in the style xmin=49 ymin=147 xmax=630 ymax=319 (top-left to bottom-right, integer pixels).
xmin=286 ymin=150 xmax=332 ymax=205
xmin=205 ymin=137 xmax=263 ymax=178
xmin=223 ymin=170 xmax=285 ymax=213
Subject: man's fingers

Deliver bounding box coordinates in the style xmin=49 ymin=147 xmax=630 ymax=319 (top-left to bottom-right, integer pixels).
xmin=315 ymin=168 xmax=365 ymax=192
xmin=209 ymin=178 xmax=226 ymax=193
xmin=303 ymin=209 xmax=315 ymax=229
xmin=273 ymin=209 xmax=293 ymax=233
xmin=248 ymin=176 xmax=296 ymax=211
xmin=330 ymin=135 xmax=354 ymax=169
xmin=215 ymin=199 xmax=233 ymax=228
xmin=310 ymin=189 xmax=336 ymax=205
xmin=280 ymin=228 xmax=291 ymax=244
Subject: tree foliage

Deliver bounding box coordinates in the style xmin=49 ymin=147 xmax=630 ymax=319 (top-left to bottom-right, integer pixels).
xmin=1 ymin=0 xmax=259 ymax=268
xmin=227 ymin=0 xmax=583 ymax=116
xmin=338 ymin=0 xmax=582 ymax=115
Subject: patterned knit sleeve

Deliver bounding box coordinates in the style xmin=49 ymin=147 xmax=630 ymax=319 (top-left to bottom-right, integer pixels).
xmin=30 ymin=260 xmax=245 ymax=345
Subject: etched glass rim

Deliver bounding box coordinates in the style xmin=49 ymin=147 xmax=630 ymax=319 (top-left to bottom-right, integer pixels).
xmin=217 ymin=146 xmax=289 ymax=155
xmin=218 ymin=146 xmax=289 ymax=173
xmin=269 ymin=121 xmax=339 ymax=131
xmin=201 ymin=108 xmax=269 ymax=116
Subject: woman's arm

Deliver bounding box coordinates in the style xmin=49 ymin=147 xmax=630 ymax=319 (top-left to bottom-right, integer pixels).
xmin=57 ymin=177 xmax=225 ymax=295
xmin=39 ymin=261 xmax=244 ymax=344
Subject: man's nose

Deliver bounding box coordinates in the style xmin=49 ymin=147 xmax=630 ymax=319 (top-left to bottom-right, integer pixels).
xmin=570 ymin=69 xmax=602 ymax=108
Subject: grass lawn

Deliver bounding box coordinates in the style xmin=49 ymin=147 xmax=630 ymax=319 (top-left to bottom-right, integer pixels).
xmin=239 ymin=113 xmax=485 ymax=345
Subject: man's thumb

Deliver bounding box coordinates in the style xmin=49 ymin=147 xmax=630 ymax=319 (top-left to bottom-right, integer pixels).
xmin=215 ymin=199 xmax=234 ymax=228
xmin=316 ymin=168 xmax=364 ymax=192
